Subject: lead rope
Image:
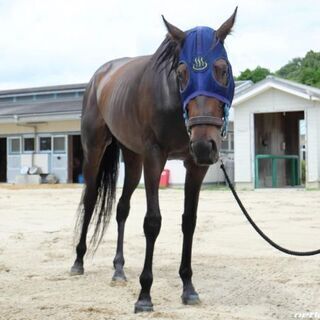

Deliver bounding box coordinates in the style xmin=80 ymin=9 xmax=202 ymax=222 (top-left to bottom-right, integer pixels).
xmin=220 ymin=160 xmax=320 ymax=256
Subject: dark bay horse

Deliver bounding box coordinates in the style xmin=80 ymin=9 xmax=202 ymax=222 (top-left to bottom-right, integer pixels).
xmin=71 ymin=9 xmax=237 ymax=312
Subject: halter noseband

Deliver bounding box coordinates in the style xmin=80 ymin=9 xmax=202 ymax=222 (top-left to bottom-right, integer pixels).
xmin=186 ymin=116 xmax=223 ymax=132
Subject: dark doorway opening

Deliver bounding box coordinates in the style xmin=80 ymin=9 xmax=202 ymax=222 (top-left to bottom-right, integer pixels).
xmin=68 ymin=135 xmax=84 ymax=183
xmin=254 ymin=111 xmax=304 ymax=188
xmin=0 ymin=138 xmax=7 ymax=182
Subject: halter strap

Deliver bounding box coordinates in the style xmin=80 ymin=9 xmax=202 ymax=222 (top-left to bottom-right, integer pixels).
xmin=186 ymin=116 xmax=223 ymax=131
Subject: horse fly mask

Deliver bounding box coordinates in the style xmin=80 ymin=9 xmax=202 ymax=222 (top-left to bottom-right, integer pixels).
xmin=178 ymin=27 xmax=235 ymax=137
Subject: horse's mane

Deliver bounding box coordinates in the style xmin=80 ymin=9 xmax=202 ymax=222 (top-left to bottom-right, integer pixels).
xmin=152 ymin=35 xmax=182 ymax=75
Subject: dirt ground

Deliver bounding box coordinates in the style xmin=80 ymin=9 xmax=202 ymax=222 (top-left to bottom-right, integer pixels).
xmin=0 ymin=185 xmax=320 ymax=320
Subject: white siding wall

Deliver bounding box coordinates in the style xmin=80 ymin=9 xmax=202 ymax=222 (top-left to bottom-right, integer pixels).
xmin=234 ymin=106 xmax=252 ymax=185
xmin=21 ymin=154 xmax=50 ymax=173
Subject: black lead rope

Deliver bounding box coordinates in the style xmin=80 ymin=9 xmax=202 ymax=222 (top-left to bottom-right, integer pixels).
xmin=220 ymin=161 xmax=320 ymax=256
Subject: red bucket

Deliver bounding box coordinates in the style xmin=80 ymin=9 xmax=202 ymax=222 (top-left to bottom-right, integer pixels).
xmin=159 ymin=169 xmax=170 ymax=188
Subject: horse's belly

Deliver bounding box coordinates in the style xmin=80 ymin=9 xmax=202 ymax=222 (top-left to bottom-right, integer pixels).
xmin=108 ymin=115 xmax=144 ymax=154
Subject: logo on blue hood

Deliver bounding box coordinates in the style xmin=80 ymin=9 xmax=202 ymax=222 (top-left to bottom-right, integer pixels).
xmin=179 ymin=26 xmax=235 ymax=136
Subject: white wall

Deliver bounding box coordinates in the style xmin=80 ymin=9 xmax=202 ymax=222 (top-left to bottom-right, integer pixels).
xmin=305 ymin=104 xmax=320 ymax=187
xmin=21 ymin=154 xmax=50 ymax=173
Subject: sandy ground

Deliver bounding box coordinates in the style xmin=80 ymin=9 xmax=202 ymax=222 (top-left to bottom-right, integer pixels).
xmin=0 ymin=185 xmax=320 ymax=320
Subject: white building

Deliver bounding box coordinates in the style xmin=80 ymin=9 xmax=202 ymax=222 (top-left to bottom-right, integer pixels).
xmin=233 ymin=76 xmax=320 ymax=189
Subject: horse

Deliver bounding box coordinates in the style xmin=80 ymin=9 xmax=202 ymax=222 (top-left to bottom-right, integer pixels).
xmin=71 ymin=8 xmax=237 ymax=313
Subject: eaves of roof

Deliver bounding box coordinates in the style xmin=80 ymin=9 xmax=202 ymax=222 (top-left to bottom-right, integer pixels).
xmin=233 ymin=76 xmax=320 ymax=106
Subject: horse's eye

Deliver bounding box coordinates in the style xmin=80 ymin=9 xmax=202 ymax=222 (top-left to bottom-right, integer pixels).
xmin=221 ymin=70 xmax=228 ymax=80
xmin=213 ymin=59 xmax=228 ymax=86
xmin=177 ymin=65 xmax=189 ymax=92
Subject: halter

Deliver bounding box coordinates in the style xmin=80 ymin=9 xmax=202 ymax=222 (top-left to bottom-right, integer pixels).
xmin=178 ymin=27 xmax=235 ymax=137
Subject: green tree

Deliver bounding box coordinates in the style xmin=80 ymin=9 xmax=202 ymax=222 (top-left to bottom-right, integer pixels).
xmin=237 ymin=66 xmax=271 ymax=83
xmin=276 ymin=51 xmax=320 ymax=88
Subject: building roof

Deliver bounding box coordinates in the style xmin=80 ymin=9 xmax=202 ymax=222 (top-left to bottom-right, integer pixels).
xmin=0 ymin=83 xmax=86 ymax=123
xmin=233 ymin=76 xmax=320 ymax=106
xmin=0 ymin=98 xmax=82 ymax=122
xmin=0 ymin=83 xmax=87 ymax=97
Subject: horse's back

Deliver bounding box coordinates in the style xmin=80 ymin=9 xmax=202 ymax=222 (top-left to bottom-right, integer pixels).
xmin=87 ymin=56 xmax=153 ymax=152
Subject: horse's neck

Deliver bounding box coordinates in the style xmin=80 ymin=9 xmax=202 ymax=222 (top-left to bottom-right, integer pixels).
xmin=148 ymin=63 xmax=181 ymax=111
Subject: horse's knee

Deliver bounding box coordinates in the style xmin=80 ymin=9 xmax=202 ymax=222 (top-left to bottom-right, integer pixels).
xmin=143 ymin=215 xmax=162 ymax=242
xmin=181 ymin=213 xmax=197 ymax=235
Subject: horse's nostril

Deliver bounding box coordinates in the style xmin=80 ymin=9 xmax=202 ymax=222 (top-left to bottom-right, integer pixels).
xmin=189 ymin=141 xmax=194 ymax=154
xmin=210 ymin=140 xmax=217 ymax=154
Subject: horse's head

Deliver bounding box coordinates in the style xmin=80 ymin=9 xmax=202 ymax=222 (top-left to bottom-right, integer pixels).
xmin=163 ymin=9 xmax=237 ymax=165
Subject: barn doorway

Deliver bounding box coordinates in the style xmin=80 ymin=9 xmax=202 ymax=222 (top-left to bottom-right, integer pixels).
xmin=0 ymin=138 xmax=7 ymax=182
xmin=254 ymin=111 xmax=304 ymax=188
xmin=68 ymin=135 xmax=83 ymax=183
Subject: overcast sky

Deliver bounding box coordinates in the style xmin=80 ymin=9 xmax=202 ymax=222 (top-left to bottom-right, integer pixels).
xmin=0 ymin=0 xmax=319 ymax=90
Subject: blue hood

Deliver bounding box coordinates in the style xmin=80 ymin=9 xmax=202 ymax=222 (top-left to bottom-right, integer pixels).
xmin=179 ymin=26 xmax=235 ymax=135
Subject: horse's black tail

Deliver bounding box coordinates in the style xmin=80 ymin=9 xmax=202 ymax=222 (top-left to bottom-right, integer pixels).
xmin=75 ymin=138 xmax=120 ymax=254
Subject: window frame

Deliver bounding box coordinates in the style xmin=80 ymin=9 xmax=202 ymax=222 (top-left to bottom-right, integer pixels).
xmin=52 ymin=135 xmax=66 ymax=154
xmin=8 ymin=136 xmax=21 ymax=154
xmin=38 ymin=135 xmax=52 ymax=153
xmin=22 ymin=135 xmax=36 ymax=153
xmin=220 ymin=131 xmax=234 ymax=153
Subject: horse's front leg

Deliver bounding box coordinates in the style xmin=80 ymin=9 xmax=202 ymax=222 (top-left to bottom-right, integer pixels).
xmin=134 ymin=144 xmax=166 ymax=313
xmin=179 ymin=158 xmax=208 ymax=305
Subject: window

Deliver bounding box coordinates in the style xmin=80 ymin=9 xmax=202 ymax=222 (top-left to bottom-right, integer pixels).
xmin=221 ymin=139 xmax=229 ymax=151
xmin=9 ymin=138 xmax=21 ymax=154
xmin=39 ymin=137 xmax=52 ymax=151
xmin=230 ymin=132 xmax=234 ymax=150
xmin=53 ymin=136 xmax=66 ymax=153
xmin=23 ymin=137 xmax=35 ymax=152
xmin=221 ymin=131 xmax=234 ymax=153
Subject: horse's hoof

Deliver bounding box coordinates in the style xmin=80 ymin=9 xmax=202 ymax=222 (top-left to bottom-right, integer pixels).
xmin=181 ymin=292 xmax=200 ymax=305
xmin=134 ymin=300 xmax=154 ymax=313
xmin=112 ymin=269 xmax=127 ymax=282
xmin=70 ymin=263 xmax=84 ymax=276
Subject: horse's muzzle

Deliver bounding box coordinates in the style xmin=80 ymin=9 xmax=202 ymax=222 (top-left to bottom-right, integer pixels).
xmin=190 ymin=140 xmax=218 ymax=166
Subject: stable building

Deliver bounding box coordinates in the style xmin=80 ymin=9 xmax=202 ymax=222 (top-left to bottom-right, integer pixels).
xmin=0 ymin=82 xmax=238 ymax=185
xmin=0 ymin=84 xmax=85 ymax=183
xmin=233 ymin=76 xmax=320 ymax=189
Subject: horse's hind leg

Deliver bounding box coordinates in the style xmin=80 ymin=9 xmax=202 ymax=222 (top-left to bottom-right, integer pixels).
xmin=112 ymin=146 xmax=142 ymax=282
xmin=70 ymin=115 xmax=111 ymax=275
xmin=70 ymin=150 xmax=106 ymax=274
